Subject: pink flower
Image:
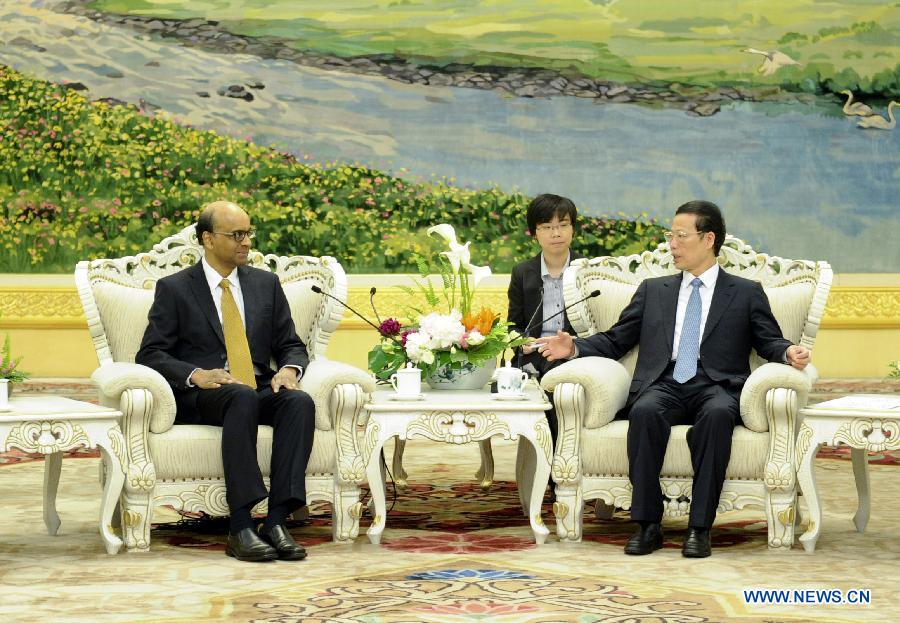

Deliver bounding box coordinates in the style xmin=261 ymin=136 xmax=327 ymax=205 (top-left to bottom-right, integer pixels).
xmin=378 ymin=318 xmax=402 ymax=337
xmin=400 ymin=329 xmax=416 ymax=346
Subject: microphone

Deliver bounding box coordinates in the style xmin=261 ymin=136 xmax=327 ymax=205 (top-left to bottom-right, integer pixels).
xmin=537 ymin=289 xmax=600 ymax=331
xmin=311 ymin=285 xmax=401 ymax=345
xmin=526 ymin=289 xmax=601 ymax=360
xmin=521 ymin=287 xmax=545 ymax=339
xmin=369 ymin=286 xmax=383 ymax=324
xmin=516 ymin=287 xmax=544 ymax=370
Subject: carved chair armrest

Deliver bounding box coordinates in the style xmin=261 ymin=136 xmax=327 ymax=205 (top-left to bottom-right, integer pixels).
xmin=740 ymin=363 xmax=816 ymax=433
xmin=540 ymin=357 xmax=631 ymax=429
xmin=91 ymin=362 xmax=177 ymax=434
xmin=298 ymin=358 xmax=376 ymax=431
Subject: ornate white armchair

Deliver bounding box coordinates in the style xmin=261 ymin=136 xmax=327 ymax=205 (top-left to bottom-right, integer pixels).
xmin=74 ymin=225 xmax=375 ymax=551
xmin=542 ymin=236 xmax=832 ymax=548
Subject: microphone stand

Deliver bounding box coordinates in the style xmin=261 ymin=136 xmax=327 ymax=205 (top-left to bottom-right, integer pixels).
xmin=311 ymin=285 xmax=402 ymax=347
xmin=369 ymin=286 xmax=383 ymax=324
xmin=516 ymin=287 xmax=544 ymax=371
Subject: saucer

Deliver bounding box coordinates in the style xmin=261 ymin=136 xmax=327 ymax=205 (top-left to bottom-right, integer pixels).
xmin=388 ymin=393 xmax=426 ymax=401
xmin=493 ymin=393 xmax=528 ymax=401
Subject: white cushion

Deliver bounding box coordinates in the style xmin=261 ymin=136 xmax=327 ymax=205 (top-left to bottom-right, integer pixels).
xmin=581 ymin=420 xmax=768 ymax=481
xmin=92 ymin=282 xmax=154 ymax=363
xmin=282 ymin=278 xmax=327 ymax=347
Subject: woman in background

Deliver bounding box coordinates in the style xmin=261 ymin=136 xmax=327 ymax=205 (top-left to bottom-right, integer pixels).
xmin=507 ymin=193 xmax=582 ymax=448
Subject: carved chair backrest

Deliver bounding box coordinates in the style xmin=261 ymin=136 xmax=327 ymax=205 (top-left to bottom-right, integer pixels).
xmin=74 ymin=225 xmax=346 ymax=367
xmin=562 ymin=236 xmax=832 ymax=376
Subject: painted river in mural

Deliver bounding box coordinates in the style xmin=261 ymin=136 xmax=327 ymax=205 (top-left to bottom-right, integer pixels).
xmin=2 ymin=1 xmax=898 ymax=271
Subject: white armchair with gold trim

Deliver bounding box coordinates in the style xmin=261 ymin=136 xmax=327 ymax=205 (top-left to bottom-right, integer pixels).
xmin=75 ymin=225 xmax=374 ymax=551
xmin=542 ymin=236 xmax=831 ymax=548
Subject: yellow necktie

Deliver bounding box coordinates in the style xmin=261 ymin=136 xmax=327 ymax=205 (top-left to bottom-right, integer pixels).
xmin=219 ymin=279 xmax=256 ymax=389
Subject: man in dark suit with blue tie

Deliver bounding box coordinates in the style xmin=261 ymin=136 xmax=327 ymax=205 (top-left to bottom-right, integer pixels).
xmin=136 ymin=201 xmax=315 ymax=562
xmin=537 ymin=200 xmax=810 ymax=557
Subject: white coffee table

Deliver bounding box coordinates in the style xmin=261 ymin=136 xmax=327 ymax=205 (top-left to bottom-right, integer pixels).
xmin=0 ymin=396 xmax=126 ymax=554
xmin=362 ymin=384 xmax=553 ymax=545
xmin=796 ymin=394 xmax=900 ymax=553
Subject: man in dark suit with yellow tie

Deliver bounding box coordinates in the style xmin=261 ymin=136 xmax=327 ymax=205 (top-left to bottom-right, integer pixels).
xmin=136 ymin=201 xmax=314 ymax=562
xmin=537 ymin=200 xmax=810 ymax=558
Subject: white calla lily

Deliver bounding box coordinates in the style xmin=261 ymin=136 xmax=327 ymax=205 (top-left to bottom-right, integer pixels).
xmin=465 ymin=263 xmax=492 ymax=286
xmin=429 ymin=224 xmax=472 ymax=271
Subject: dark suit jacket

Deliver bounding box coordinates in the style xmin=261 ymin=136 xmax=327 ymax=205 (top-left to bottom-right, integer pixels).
xmin=136 ymin=262 xmax=309 ymax=399
xmin=507 ymin=251 xmax=584 ymax=338
xmin=575 ymin=270 xmax=791 ymax=409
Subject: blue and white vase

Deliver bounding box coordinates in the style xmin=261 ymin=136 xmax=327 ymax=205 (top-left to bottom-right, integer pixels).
xmin=425 ymin=359 xmax=497 ymax=390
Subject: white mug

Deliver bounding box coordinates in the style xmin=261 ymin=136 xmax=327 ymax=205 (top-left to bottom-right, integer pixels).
xmin=494 ymin=363 xmax=528 ymax=396
xmin=390 ymin=363 xmax=422 ymax=397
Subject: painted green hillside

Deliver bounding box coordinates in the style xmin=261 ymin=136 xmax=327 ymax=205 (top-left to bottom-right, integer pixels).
xmin=87 ymin=0 xmax=899 ymax=96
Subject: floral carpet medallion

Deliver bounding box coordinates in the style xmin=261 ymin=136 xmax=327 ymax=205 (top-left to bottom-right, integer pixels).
xmin=233 ymin=566 xmax=747 ymax=623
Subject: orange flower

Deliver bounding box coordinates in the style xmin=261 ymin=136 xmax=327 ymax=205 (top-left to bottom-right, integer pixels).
xmin=463 ymin=307 xmax=498 ymax=335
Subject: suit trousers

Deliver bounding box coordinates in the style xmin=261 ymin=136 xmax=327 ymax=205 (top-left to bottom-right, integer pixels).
xmin=176 ymin=382 xmax=316 ymax=512
xmin=626 ymin=361 xmax=739 ymax=528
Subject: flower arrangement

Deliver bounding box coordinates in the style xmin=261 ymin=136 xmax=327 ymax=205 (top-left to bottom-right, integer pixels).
xmin=1 ymin=333 xmax=29 ymax=383
xmin=368 ymin=224 xmax=529 ymax=381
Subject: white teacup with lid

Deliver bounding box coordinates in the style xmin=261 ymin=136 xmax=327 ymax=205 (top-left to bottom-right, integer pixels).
xmin=390 ymin=362 xmax=422 ymax=398
xmin=493 ymin=361 xmax=529 ymax=397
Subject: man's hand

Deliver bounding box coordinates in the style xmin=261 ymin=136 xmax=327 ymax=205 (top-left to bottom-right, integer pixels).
xmin=190 ymin=368 xmax=240 ymax=389
xmin=534 ymin=331 xmax=575 ymax=362
xmin=271 ymin=367 xmax=299 ymax=393
xmin=786 ymin=345 xmax=811 ymax=370
xmin=520 ymin=339 xmax=538 ymax=355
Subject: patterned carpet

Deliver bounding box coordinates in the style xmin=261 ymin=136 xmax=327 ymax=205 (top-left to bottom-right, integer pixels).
xmin=1 ymin=378 xmax=898 ymax=622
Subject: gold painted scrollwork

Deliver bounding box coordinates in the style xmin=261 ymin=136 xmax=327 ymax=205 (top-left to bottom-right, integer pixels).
xmin=834 ymin=418 xmax=900 ymax=452
xmin=406 ymin=411 xmax=509 ymax=445
xmin=4 ymin=420 xmax=89 ymax=454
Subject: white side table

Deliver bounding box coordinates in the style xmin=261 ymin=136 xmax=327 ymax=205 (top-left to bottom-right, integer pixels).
xmin=0 ymin=396 xmax=126 ymax=554
xmin=796 ymin=394 xmax=900 ymax=553
xmin=362 ymin=385 xmax=553 ymax=545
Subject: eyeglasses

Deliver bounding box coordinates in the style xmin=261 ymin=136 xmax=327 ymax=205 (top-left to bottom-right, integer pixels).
xmin=211 ymin=229 xmax=256 ymax=242
xmin=664 ymin=230 xmax=705 ymax=242
xmin=535 ymin=222 xmax=573 ymax=234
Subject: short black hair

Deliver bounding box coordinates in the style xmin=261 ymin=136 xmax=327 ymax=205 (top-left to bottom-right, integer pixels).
xmin=526 ymin=194 xmax=578 ymax=236
xmin=675 ymin=200 xmax=726 ymax=255
xmin=196 ymin=207 xmax=216 ymax=247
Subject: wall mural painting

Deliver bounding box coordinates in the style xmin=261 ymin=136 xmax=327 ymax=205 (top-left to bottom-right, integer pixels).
xmin=1 ymin=1 xmax=897 ymax=273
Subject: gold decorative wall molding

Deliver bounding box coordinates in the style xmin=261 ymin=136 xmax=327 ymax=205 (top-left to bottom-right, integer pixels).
xmin=821 ymin=287 xmax=900 ymax=329
xmin=1 ymin=282 xmax=898 ymax=330
xmin=0 ymin=287 xmax=86 ymax=329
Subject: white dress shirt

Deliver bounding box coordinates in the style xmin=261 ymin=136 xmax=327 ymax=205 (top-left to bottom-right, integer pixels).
xmin=201 ymin=257 xmax=247 ymax=328
xmin=539 ymin=252 xmax=571 ymax=337
xmin=671 ymin=263 xmax=719 ymax=360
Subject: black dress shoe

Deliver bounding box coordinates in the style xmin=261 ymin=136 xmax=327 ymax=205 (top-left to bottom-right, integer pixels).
xmin=682 ymin=527 xmax=711 ymax=558
xmin=624 ymin=523 xmax=663 ymax=555
xmin=259 ymin=524 xmax=308 ymax=561
xmin=225 ymin=527 xmax=277 ymax=562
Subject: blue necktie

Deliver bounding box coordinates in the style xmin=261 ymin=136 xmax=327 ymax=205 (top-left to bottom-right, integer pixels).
xmin=673 ymin=278 xmax=703 ymax=383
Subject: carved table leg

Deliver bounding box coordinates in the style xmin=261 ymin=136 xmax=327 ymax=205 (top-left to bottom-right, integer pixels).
xmin=367 ymin=433 xmax=390 ymax=545
xmin=475 ymin=439 xmax=495 ymax=489
xmin=519 ymin=421 xmax=551 ymax=545
xmin=850 ymin=447 xmax=870 ymax=533
xmin=42 ymin=451 xmax=63 ymax=536
xmin=96 ymin=429 xmax=126 ymax=555
xmin=391 ymin=439 xmax=408 ymax=489
xmin=796 ymin=423 xmax=822 ymax=553
xmin=515 ymin=437 xmax=536 ymax=517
